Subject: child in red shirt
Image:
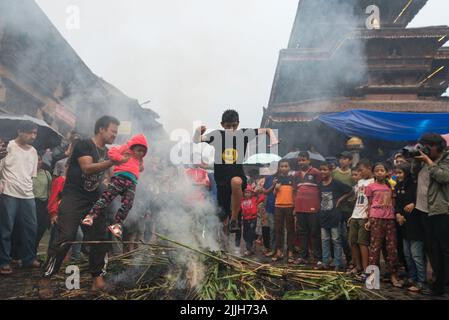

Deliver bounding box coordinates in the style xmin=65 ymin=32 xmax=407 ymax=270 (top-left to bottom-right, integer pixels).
xmin=82 ymin=134 xmax=148 ymax=238
xmin=241 ymin=186 xmax=263 ymax=256
xmin=184 ymin=165 xmax=211 ymax=204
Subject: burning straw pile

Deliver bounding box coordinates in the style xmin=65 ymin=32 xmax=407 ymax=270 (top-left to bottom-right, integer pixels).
xmin=50 ymin=235 xmax=384 ymax=300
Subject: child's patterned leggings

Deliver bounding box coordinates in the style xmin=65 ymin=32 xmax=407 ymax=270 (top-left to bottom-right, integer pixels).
xmin=368 ymin=218 xmax=398 ymax=273
xmin=89 ymin=175 xmax=136 ymax=224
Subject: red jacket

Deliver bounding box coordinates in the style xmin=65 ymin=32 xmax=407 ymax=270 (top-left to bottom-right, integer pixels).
xmin=241 ymin=196 xmax=264 ymax=220
xmin=47 ymin=176 xmax=66 ymax=217
xmin=185 ymin=168 xmax=210 ymax=203
xmin=108 ymin=134 xmax=148 ymax=179
xmin=185 ymin=168 xmax=210 ymax=187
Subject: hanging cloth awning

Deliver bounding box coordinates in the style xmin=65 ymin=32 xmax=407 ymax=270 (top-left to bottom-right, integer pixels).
xmin=319 ymin=109 xmax=449 ymax=141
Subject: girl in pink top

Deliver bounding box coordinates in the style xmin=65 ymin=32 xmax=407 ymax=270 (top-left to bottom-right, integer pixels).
xmin=82 ymin=134 xmax=148 ymax=238
xmin=365 ymin=162 xmax=402 ymax=288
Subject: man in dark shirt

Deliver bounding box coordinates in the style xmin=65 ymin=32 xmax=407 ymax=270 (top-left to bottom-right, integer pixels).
xmin=193 ymin=110 xmax=278 ymax=236
xmin=39 ymin=116 xmax=122 ymax=298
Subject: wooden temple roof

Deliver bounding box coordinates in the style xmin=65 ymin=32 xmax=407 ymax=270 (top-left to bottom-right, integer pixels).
xmin=288 ymin=0 xmax=429 ymax=49
xmin=263 ymin=97 xmax=449 ymax=126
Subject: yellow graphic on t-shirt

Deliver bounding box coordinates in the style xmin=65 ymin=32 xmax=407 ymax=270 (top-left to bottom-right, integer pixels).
xmin=222 ymin=148 xmax=238 ymax=164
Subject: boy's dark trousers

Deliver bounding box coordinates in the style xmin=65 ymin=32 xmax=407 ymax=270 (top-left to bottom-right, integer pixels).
xmin=43 ymin=191 xmax=110 ymax=278
xmin=243 ymin=218 xmax=257 ymax=252
xmin=297 ymin=212 xmax=322 ymax=261
xmin=235 ymin=212 xmax=242 ymax=247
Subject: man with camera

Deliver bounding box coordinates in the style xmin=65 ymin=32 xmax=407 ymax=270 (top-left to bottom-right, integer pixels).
xmin=414 ymin=133 xmax=449 ymax=296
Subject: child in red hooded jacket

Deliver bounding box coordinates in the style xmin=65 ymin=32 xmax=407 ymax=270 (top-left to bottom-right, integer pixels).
xmin=82 ymin=134 xmax=148 ymax=238
xmin=241 ymin=185 xmax=264 ymax=256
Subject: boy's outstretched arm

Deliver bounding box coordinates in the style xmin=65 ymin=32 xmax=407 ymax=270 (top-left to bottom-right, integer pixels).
xmin=258 ymin=128 xmax=279 ymax=147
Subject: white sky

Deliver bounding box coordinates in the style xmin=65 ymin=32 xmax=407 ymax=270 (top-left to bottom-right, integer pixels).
xmin=35 ymin=0 xmax=449 ymax=134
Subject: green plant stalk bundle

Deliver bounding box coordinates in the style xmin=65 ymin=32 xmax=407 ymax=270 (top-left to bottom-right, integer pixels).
xmin=31 ymin=236 xmax=385 ymax=301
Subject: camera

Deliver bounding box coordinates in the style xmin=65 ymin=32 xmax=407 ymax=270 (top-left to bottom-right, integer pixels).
xmin=402 ymin=143 xmax=430 ymax=158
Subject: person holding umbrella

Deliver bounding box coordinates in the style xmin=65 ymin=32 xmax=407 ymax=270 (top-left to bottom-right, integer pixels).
xmin=0 ymin=121 xmax=40 ymax=275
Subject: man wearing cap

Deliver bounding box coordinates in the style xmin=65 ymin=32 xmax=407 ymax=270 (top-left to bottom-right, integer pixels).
xmin=333 ymin=151 xmax=355 ymax=268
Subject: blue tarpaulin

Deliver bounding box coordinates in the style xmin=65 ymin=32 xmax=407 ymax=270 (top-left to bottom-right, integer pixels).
xmin=318 ymin=109 xmax=449 ymax=142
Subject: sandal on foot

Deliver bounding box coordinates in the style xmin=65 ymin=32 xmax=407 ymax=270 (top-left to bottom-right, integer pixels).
xmin=391 ymin=279 xmax=404 ymax=288
xmin=244 ymin=250 xmax=253 ymax=257
xmin=0 ymin=265 xmax=13 ymax=275
xmin=271 ymin=254 xmax=284 ymax=262
xmin=82 ymin=214 xmax=94 ymax=226
xmin=108 ymin=223 xmax=123 ymax=239
xmin=407 ymin=285 xmax=420 ymax=292
xmin=287 ymin=252 xmax=295 ymax=264
xmin=355 ymin=272 xmax=369 ymax=283
xmin=347 ymin=267 xmax=361 ymax=275
xmin=24 ymin=260 xmax=42 ymax=269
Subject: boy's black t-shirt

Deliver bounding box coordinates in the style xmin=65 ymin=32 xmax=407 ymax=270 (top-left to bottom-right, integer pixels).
xmin=204 ymin=129 xmax=258 ymax=185
xmin=63 ymin=139 xmax=109 ymax=201
xmin=318 ymin=179 xmax=352 ymax=228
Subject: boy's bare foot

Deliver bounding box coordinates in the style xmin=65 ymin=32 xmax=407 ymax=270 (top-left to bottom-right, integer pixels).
xmin=38 ymin=278 xmax=54 ymax=299
xmin=91 ymin=276 xmax=113 ymax=292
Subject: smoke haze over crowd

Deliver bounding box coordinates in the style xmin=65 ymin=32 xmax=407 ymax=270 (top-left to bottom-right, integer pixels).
xmin=35 ymin=0 xmax=448 ymax=133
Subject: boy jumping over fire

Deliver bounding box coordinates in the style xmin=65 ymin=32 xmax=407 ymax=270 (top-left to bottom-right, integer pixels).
xmin=193 ymin=110 xmax=278 ymax=238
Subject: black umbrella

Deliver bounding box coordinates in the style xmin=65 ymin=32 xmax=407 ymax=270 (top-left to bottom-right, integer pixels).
xmin=282 ymin=151 xmax=326 ymax=162
xmin=0 ymin=114 xmax=64 ymax=150
xmin=282 ymin=150 xmax=326 ymax=169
